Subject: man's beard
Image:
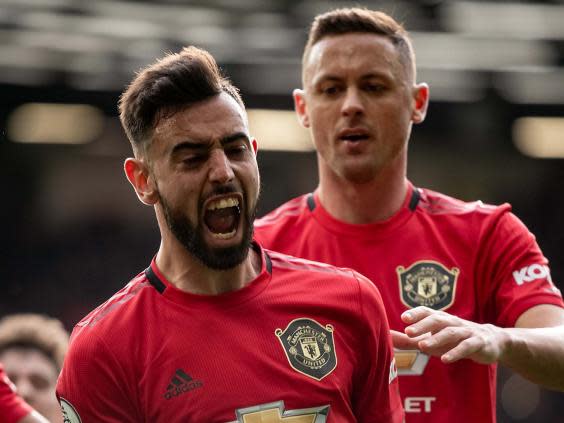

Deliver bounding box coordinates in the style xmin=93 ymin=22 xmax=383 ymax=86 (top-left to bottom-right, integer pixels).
xmin=158 ymin=188 xmax=255 ymax=270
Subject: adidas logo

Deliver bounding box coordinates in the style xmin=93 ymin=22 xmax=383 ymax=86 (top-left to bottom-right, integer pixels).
xmin=163 ymin=369 xmax=203 ymax=400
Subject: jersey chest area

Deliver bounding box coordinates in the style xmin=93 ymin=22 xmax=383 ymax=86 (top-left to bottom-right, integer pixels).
xmin=282 ymin=224 xmax=478 ymax=324
xmin=134 ymin=304 xmax=357 ymax=422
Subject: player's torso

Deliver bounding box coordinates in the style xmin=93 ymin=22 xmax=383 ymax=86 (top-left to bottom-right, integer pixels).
xmin=254 ymin=194 xmax=497 ymax=422
xmin=124 ymin=282 xmax=366 ymax=422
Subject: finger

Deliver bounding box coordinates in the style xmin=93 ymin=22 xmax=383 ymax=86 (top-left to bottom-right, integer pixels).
xmin=392 ymin=330 xmax=431 ymax=349
xmin=442 ymin=337 xmax=498 ymax=365
xmin=391 ymin=330 xmax=420 ymax=350
xmin=405 ymin=314 xmax=452 ymax=337
xmin=405 ymin=310 xmax=466 ymax=337
xmin=418 ymin=327 xmax=470 ymax=356
xmin=401 ymin=306 xmax=434 ymax=324
xmin=441 ymin=338 xmax=481 ymax=364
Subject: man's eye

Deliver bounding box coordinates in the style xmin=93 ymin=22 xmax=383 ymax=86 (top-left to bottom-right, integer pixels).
xmin=365 ymin=83 xmax=385 ymax=93
xmin=226 ymin=145 xmax=247 ymax=157
xmin=183 ymin=155 xmax=205 ymax=166
xmin=322 ymin=86 xmax=340 ymax=95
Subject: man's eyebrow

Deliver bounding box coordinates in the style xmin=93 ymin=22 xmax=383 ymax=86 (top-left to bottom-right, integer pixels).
xmin=220 ymin=132 xmax=250 ymax=146
xmin=313 ymin=75 xmax=342 ymax=84
xmin=170 ymin=132 xmax=249 ymax=155
xmin=171 ymin=140 xmax=207 ymax=155
xmin=314 ymin=71 xmax=392 ymax=84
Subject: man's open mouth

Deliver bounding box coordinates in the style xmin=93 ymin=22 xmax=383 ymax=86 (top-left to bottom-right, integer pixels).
xmin=338 ymin=128 xmax=370 ymax=142
xmin=204 ymin=196 xmax=241 ymax=239
xmin=340 ymin=133 xmax=369 ymax=142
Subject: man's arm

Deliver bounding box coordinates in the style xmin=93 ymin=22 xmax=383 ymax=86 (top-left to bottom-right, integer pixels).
xmin=353 ymin=272 xmax=405 ymax=422
xmin=57 ymin=328 xmax=140 ymax=423
xmin=392 ymin=304 xmax=564 ymax=391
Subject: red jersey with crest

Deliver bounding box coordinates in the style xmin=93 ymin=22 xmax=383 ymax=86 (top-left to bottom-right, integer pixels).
xmin=56 ymin=245 xmax=403 ymax=423
xmin=0 ymin=363 xmax=33 ymax=423
xmin=254 ymin=183 xmax=564 ymax=423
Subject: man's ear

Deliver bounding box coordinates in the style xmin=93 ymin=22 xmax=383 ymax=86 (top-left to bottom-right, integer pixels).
xmin=412 ymin=83 xmax=429 ymax=124
xmin=251 ymin=137 xmax=258 ymax=155
xmin=124 ymin=158 xmax=158 ymax=205
xmin=293 ymin=89 xmax=310 ymax=128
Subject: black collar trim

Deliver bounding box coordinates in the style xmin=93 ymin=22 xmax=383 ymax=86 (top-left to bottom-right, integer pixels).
xmin=264 ymin=251 xmax=272 ymax=274
xmin=145 ymin=265 xmax=166 ymax=294
xmin=251 ymin=241 xmax=272 ymax=274
xmin=306 ymin=193 xmax=316 ymax=211
xmin=409 ymin=187 xmax=421 ymax=211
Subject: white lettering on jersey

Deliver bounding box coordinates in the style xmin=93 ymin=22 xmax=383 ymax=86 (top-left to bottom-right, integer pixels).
xmin=513 ymin=264 xmax=552 ymax=286
xmin=404 ymin=397 xmax=436 ymax=413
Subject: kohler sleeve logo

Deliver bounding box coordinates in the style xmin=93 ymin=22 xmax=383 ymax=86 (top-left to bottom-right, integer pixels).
xmin=513 ymin=264 xmax=552 ymax=285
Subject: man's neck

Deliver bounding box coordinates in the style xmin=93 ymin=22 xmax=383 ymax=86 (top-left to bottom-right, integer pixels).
xmin=317 ymin=166 xmax=408 ymax=225
xmin=155 ymin=240 xmax=262 ymax=295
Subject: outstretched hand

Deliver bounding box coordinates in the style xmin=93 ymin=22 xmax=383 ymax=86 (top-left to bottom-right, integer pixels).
xmin=396 ymin=306 xmax=508 ymax=365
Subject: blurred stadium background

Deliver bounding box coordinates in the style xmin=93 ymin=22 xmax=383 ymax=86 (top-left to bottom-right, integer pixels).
xmin=0 ymin=0 xmax=563 ymax=420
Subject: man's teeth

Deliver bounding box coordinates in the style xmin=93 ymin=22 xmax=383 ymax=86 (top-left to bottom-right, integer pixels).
xmin=207 ymin=197 xmax=239 ymax=211
xmin=211 ymin=229 xmax=237 ymax=239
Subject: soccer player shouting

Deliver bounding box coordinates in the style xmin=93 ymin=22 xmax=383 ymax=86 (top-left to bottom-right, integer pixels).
xmin=56 ymin=46 xmax=403 ymax=422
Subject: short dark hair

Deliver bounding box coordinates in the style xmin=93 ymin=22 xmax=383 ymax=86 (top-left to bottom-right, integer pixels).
xmin=0 ymin=314 xmax=69 ymax=371
xmin=302 ymin=8 xmax=415 ymax=82
xmin=119 ymin=46 xmax=244 ymax=156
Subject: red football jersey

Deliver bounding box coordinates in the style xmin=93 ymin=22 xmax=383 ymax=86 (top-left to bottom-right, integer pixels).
xmin=56 ymin=245 xmax=403 ymax=422
xmin=0 ymin=363 xmax=33 ymax=423
xmin=254 ymin=183 xmax=564 ymax=423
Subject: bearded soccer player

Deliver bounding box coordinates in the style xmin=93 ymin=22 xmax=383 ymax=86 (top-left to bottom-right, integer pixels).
xmin=55 ymin=46 xmax=403 ymax=422
xmin=254 ymin=7 xmax=564 ymax=422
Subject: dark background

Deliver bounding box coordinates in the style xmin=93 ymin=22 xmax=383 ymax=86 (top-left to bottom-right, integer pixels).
xmin=1 ymin=0 xmax=563 ymax=420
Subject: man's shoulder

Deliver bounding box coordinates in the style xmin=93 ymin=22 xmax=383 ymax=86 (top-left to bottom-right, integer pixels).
xmin=418 ymin=187 xmax=511 ymax=218
xmin=71 ymin=270 xmax=152 ymax=341
xmin=265 ymin=249 xmax=384 ymax=311
xmin=265 ymin=250 xmax=373 ymax=289
xmin=255 ymin=194 xmax=310 ymax=229
xmin=266 ymin=248 xmax=356 ymax=279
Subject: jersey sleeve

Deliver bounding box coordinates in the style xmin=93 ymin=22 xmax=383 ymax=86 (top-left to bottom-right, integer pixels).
xmin=56 ymin=327 xmax=140 ymax=423
xmin=477 ymin=210 xmax=564 ymax=327
xmin=351 ymin=272 xmax=404 ymax=423
xmin=0 ymin=364 xmax=33 ymax=423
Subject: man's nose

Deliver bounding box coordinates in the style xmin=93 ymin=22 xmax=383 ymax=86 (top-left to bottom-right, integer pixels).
xmin=208 ymin=149 xmax=235 ymax=184
xmin=341 ymin=88 xmax=364 ymax=117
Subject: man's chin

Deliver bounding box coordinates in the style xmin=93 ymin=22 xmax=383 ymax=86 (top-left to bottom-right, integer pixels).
xmin=337 ymin=160 xmax=383 ymax=184
xmin=200 ymin=243 xmax=250 ymax=270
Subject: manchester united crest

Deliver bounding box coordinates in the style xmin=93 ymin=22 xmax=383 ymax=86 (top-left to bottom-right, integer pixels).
xmin=397 ymin=261 xmax=459 ymax=310
xmin=275 ymin=318 xmax=337 ymax=381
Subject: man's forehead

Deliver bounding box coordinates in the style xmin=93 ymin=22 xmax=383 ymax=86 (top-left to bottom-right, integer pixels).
xmin=0 ymin=347 xmax=58 ymax=374
xmin=304 ymin=33 xmax=401 ymax=83
xmin=154 ymin=93 xmax=248 ymax=140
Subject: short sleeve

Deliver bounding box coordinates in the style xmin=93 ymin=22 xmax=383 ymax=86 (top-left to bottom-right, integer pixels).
xmin=56 ymin=327 xmax=141 ymax=423
xmin=477 ymin=210 xmax=564 ymax=327
xmin=351 ymin=272 xmax=404 ymax=422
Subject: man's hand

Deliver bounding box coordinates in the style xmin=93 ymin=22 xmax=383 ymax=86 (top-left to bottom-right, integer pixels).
xmin=391 ymin=329 xmax=430 ymax=350
xmin=398 ymin=306 xmax=509 ymax=365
